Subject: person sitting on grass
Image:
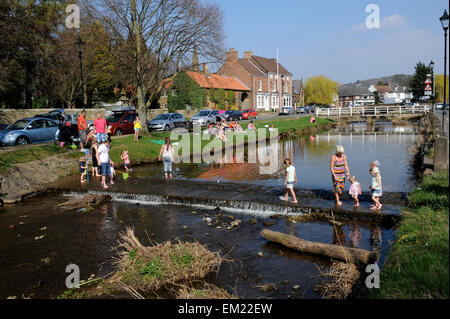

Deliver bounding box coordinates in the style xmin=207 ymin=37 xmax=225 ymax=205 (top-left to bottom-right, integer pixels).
xmin=234 ymin=122 xmax=244 ymax=133
xmin=79 ymin=156 xmax=87 ymax=184
xmin=310 ymin=115 xmax=316 ymax=124
xmin=215 ymin=123 xmax=227 ymax=142
xmin=247 ymin=121 xmax=257 ymax=130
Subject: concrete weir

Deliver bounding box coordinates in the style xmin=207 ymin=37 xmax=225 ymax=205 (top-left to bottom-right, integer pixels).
xmin=63 ymin=189 xmax=403 ymax=228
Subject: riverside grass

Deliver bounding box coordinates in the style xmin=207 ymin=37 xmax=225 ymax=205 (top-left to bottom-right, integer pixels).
xmin=373 ymin=171 xmax=449 ymax=299
xmin=109 ymin=116 xmax=332 ymax=165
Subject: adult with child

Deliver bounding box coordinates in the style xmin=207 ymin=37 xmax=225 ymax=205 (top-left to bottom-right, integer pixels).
xmin=330 ymin=145 xmax=350 ymax=206
xmin=97 ymin=140 xmax=114 ymax=189
xmin=94 ymin=112 xmax=107 ymax=143
xmin=158 ymin=138 xmax=175 ymax=180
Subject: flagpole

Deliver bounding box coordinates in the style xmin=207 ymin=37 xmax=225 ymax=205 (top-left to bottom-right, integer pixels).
xmin=277 ymin=48 xmax=279 ymax=110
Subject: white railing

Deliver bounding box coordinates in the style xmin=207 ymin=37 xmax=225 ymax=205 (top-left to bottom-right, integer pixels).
xmin=315 ymin=105 xmax=430 ymax=117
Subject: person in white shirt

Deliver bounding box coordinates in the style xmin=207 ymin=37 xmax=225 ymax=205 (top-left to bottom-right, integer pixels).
xmin=158 ymin=138 xmax=174 ymax=180
xmin=96 ymin=140 xmax=114 ymax=189
xmin=280 ymin=158 xmax=298 ymax=204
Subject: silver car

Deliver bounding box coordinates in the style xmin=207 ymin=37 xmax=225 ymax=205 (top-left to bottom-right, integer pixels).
xmin=190 ymin=110 xmax=220 ymax=127
xmin=147 ymin=113 xmax=187 ymax=131
xmin=0 ymin=117 xmax=59 ymax=146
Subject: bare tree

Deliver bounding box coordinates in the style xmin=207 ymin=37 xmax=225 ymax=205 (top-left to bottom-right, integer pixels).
xmin=81 ymin=0 xmax=225 ymax=127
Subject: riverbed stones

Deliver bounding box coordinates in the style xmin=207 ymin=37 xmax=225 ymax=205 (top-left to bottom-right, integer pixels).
xmin=257 ymin=252 xmax=264 ymax=257
xmin=249 ymin=218 xmax=258 ymax=224
xmin=263 ymin=220 xmax=275 ymax=226
xmin=230 ymin=219 xmax=242 ymax=227
xmin=255 ymin=283 xmax=277 ymax=292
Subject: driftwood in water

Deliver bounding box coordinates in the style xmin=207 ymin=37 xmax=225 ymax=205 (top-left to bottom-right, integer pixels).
xmin=261 ymin=229 xmax=373 ymax=264
xmin=57 ymin=194 xmax=111 ymax=211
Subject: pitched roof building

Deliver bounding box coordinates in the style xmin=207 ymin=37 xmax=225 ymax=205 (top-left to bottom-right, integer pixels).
xmin=217 ymin=49 xmax=293 ymax=111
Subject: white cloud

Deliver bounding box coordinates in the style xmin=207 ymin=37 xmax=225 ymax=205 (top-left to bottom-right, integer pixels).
xmin=350 ymin=14 xmax=408 ymax=32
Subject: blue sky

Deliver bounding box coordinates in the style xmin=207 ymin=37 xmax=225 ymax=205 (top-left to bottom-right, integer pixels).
xmin=218 ymin=0 xmax=449 ymax=84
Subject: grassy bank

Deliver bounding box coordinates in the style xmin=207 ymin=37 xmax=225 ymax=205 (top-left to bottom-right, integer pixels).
xmin=0 ymin=144 xmax=79 ymax=173
xmin=373 ymin=171 xmax=449 ymax=298
xmin=109 ymin=116 xmax=333 ymax=165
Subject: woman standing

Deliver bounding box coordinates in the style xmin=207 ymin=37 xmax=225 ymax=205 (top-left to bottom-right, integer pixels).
xmin=158 ymin=138 xmax=174 ymax=180
xmin=133 ymin=116 xmax=141 ymax=141
xmin=330 ymin=145 xmax=350 ymax=206
xmin=91 ymin=139 xmax=101 ymax=177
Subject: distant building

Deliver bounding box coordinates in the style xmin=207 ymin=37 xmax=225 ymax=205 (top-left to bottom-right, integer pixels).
xmin=217 ymin=49 xmax=293 ymax=111
xmin=369 ymin=84 xmax=413 ymax=104
xmin=338 ymin=84 xmax=375 ymax=107
xmin=292 ymin=79 xmax=305 ymax=107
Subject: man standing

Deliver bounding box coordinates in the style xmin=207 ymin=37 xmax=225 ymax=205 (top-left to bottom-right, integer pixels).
xmin=96 ymin=140 xmax=113 ymax=189
xmin=77 ymin=110 xmax=88 ymax=151
xmin=94 ymin=112 xmax=107 ymax=143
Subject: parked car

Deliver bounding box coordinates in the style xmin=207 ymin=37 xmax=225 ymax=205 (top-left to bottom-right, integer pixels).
xmin=279 ymin=107 xmax=295 ymax=115
xmin=242 ymin=109 xmax=257 ymax=120
xmin=0 ymin=117 xmax=59 ymax=146
xmin=106 ymin=111 xmax=138 ymax=136
xmin=34 ymin=108 xmax=65 ymax=121
xmin=148 ymin=113 xmax=187 ymax=131
xmin=296 ymin=106 xmax=309 ymax=114
xmin=190 ymin=110 xmax=220 ymax=127
xmin=223 ymin=110 xmax=243 ymax=121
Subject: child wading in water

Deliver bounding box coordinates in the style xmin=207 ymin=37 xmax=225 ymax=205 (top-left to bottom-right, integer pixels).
xmin=79 ymin=156 xmax=87 ymax=184
xmin=369 ymin=161 xmax=382 ymax=210
xmin=349 ymin=176 xmax=362 ymax=207
xmin=120 ymin=150 xmax=130 ymax=173
xmin=110 ymin=160 xmax=116 ymax=182
xmin=280 ymin=159 xmax=298 ymax=204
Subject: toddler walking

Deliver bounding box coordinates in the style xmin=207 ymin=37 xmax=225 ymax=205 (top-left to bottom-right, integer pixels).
xmin=349 ymin=176 xmax=362 ymax=207
xmin=79 ymin=156 xmax=87 ymax=184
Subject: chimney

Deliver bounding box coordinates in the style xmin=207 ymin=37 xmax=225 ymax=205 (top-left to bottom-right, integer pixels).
xmin=203 ymin=63 xmax=209 ymax=74
xmin=226 ymin=48 xmax=238 ymax=62
xmin=243 ymin=51 xmax=253 ymax=59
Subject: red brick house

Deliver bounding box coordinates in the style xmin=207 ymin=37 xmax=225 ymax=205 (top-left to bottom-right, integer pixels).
xmin=217 ymin=49 xmax=293 ymax=111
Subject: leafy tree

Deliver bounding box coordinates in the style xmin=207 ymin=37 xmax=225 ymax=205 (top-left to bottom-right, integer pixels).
xmin=434 ymin=74 xmax=449 ymax=103
xmin=167 ymin=72 xmax=206 ymax=112
xmin=304 ymin=75 xmax=338 ymax=106
xmin=226 ymin=90 xmax=235 ymax=109
xmin=409 ymin=62 xmax=433 ymax=101
xmin=374 ymin=91 xmax=380 ymax=104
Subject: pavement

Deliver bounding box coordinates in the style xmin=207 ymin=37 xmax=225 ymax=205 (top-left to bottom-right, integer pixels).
xmin=433 ymin=107 xmax=449 ymax=136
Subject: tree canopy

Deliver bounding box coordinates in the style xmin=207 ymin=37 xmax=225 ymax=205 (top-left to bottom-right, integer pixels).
xmin=167 ymin=72 xmax=206 ymax=112
xmin=409 ymin=62 xmax=433 ymax=101
xmin=304 ymin=76 xmax=338 ymax=106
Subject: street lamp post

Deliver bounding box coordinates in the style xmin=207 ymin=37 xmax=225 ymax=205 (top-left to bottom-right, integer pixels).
xmin=440 ymin=10 xmax=449 ymax=131
xmin=76 ymin=35 xmax=86 ymax=108
xmin=429 ymin=60 xmax=435 ymax=108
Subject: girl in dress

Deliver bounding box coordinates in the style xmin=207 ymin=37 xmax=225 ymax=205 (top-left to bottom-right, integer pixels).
xmin=349 ymin=175 xmax=362 ymax=207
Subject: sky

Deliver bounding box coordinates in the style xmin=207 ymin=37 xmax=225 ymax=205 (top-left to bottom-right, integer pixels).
xmin=217 ymin=0 xmax=449 ymax=84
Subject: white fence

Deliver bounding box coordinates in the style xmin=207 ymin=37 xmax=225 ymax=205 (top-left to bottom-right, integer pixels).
xmin=315 ymin=105 xmax=430 ymax=117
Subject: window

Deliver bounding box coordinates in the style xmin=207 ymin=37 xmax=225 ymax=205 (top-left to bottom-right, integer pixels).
xmin=162 ymin=90 xmax=167 ymax=97
xmin=172 ymin=89 xmax=177 ymax=96
xmin=272 ymin=81 xmax=276 ymax=92
xmin=284 ymin=83 xmax=288 ymax=93
xmin=258 ymin=80 xmax=262 ymax=91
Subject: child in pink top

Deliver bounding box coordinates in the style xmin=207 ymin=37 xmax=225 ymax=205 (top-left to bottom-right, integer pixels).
xmin=349 ymin=176 xmax=362 ymax=207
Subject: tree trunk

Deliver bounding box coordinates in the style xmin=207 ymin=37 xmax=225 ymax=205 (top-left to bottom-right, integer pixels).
xmin=260 ymin=229 xmax=373 ymax=264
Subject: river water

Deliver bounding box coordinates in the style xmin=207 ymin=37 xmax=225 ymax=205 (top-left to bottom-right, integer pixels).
xmin=0 ymin=122 xmax=419 ymax=299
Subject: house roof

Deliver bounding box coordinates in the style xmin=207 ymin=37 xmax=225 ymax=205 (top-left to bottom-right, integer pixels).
xmin=250 ymin=55 xmax=292 ymax=75
xmin=237 ymin=59 xmax=266 ymax=76
xmin=338 ymin=84 xmax=374 ymax=97
xmin=374 ymin=85 xmax=392 ymax=94
xmin=185 ymin=71 xmax=250 ymax=91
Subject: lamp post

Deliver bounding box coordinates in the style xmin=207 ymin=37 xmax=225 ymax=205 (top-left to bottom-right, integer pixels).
xmin=429 ymin=60 xmax=435 ymax=108
xmin=281 ymin=74 xmax=285 ymax=110
xmin=440 ymin=10 xmax=449 ymax=131
xmin=75 ymin=35 xmax=86 ymax=108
